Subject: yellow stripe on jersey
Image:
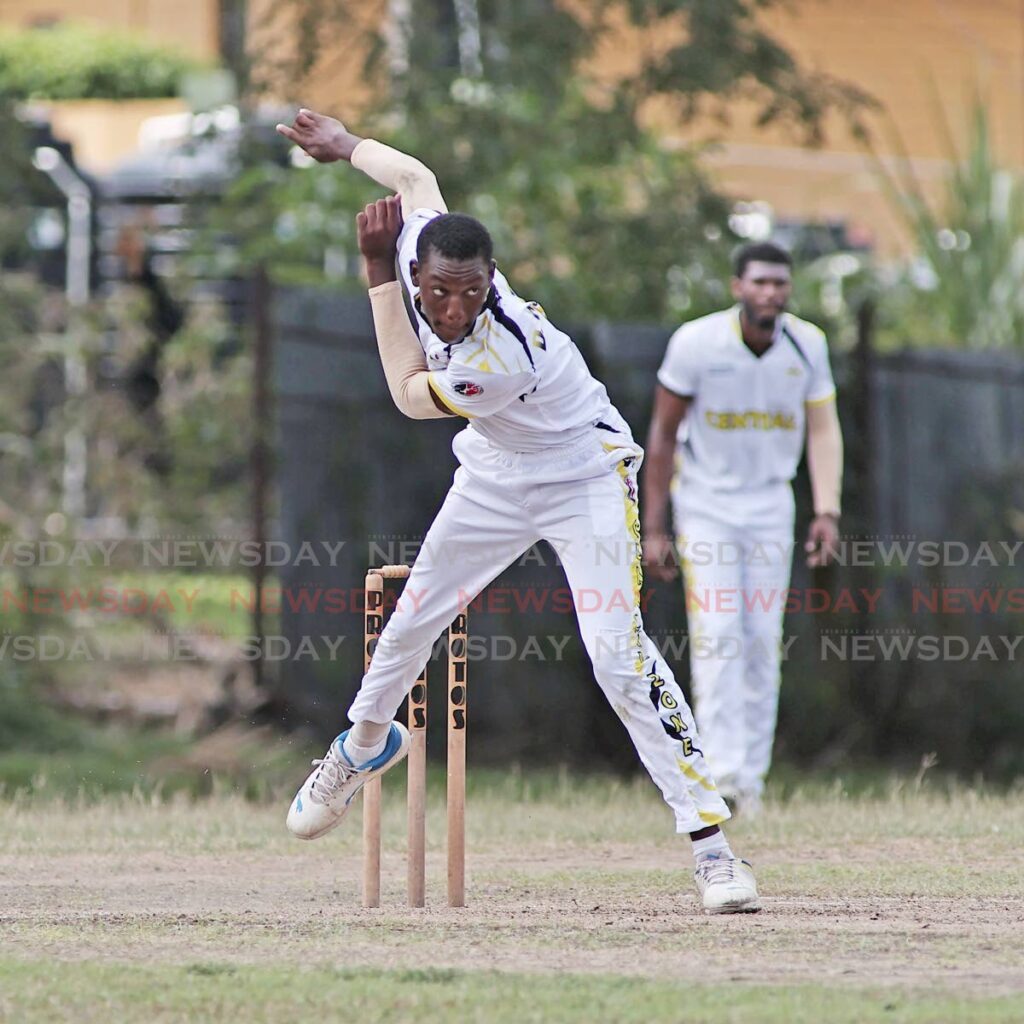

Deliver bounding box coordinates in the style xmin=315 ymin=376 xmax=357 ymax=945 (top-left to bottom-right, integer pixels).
xmin=676 ymin=755 xmax=718 ymax=792
xmin=603 ymin=442 xmax=645 ymax=672
xmin=427 ymin=374 xmax=472 ymax=418
xmin=805 ymin=391 xmax=837 ymax=407
xmin=603 ymin=441 xmax=720 ymax=799
xmin=698 ymin=810 xmax=728 ymax=826
xmin=730 ymin=307 xmax=743 ymax=342
xmin=458 ymin=312 xmax=531 ymax=375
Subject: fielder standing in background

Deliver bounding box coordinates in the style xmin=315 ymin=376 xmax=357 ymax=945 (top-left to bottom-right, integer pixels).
xmin=642 ymin=243 xmax=843 ymax=816
xmin=276 ymin=107 xmax=760 ymax=913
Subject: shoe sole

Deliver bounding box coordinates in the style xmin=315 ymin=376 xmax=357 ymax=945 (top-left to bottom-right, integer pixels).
xmin=289 ymin=729 xmax=411 ymax=841
xmin=704 ymin=899 xmax=761 ymax=915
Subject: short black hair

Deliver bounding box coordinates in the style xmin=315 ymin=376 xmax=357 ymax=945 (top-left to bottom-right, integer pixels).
xmin=417 ymin=213 xmax=493 ymax=265
xmin=734 ymin=242 xmax=792 ymax=279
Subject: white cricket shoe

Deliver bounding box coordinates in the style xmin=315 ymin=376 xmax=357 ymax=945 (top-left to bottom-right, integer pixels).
xmin=286 ymin=722 xmax=410 ymax=840
xmin=694 ymin=854 xmax=761 ymax=914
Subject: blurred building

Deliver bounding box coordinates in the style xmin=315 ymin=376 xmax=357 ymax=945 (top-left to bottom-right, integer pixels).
xmin=588 ymin=0 xmax=1024 ymax=254
xmin=679 ymin=0 xmax=1024 ymax=256
xmin=0 ymin=0 xmax=219 ymax=58
xmin=1 ymin=0 xmax=1021 ymax=253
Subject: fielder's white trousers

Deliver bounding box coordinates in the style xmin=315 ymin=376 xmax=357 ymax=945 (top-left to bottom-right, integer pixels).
xmin=674 ymin=484 xmax=795 ymax=798
xmin=349 ymin=424 xmax=731 ymax=833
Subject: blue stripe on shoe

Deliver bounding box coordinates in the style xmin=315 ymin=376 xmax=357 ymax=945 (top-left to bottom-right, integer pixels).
xmin=332 ymin=729 xmax=355 ymax=766
xmin=334 ymin=724 xmax=403 ymax=770
xmin=361 ymin=724 xmax=403 ymax=769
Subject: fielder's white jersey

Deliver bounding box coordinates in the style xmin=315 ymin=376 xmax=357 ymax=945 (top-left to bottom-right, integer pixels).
xmin=657 ymin=307 xmax=836 ymax=495
xmin=397 ymin=208 xmax=621 ymax=452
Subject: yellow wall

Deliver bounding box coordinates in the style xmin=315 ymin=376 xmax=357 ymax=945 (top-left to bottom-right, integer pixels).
xmin=245 ymin=0 xmax=383 ymax=111
xmin=2 ymin=0 xmax=1021 ymax=252
xmin=593 ymin=0 xmax=1024 ymax=253
xmin=0 ymin=0 xmax=220 ymax=58
xmin=43 ymin=98 xmax=189 ymax=171
xmin=0 ymin=0 xmax=209 ymax=170
xmin=273 ymin=0 xmax=1024 ymax=254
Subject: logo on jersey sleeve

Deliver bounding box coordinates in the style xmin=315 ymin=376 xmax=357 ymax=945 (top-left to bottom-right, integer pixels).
xmin=453 ymin=381 xmax=484 ymax=397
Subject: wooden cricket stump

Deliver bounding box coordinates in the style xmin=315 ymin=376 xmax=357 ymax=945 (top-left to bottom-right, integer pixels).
xmin=362 ymin=564 xmax=468 ymax=908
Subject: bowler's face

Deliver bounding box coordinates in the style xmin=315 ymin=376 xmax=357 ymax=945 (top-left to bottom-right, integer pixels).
xmin=412 ymin=255 xmax=494 ymax=343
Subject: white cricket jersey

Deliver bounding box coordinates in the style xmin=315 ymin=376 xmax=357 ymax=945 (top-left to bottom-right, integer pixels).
xmin=657 ymin=307 xmax=836 ymax=495
xmin=397 ymin=208 xmax=621 ymax=452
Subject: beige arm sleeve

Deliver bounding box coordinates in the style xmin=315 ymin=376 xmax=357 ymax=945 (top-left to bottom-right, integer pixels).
xmin=352 ymin=139 xmax=448 ymax=219
xmin=806 ymin=397 xmax=844 ymax=516
xmin=368 ymin=281 xmax=451 ymax=420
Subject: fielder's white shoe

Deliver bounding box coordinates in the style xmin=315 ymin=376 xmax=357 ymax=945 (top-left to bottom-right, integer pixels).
xmin=720 ymin=788 xmax=764 ymax=820
xmin=735 ymin=789 xmax=764 ymax=820
xmin=694 ymin=854 xmax=761 ymax=914
xmin=286 ymin=722 xmax=410 ymax=840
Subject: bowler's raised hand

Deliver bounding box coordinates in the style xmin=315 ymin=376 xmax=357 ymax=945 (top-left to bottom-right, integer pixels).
xmin=357 ymin=195 xmax=404 ymax=287
xmin=275 ymin=108 xmax=361 ymax=163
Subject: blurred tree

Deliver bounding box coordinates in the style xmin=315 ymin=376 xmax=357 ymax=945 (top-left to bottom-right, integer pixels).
xmin=0 ymin=105 xmax=66 ymax=536
xmin=220 ymin=0 xmax=875 ymax=323
xmin=0 ymin=22 xmax=203 ymax=100
xmin=872 ymin=98 xmax=1024 ymax=350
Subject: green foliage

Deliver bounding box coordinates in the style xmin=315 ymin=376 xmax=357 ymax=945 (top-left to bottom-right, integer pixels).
xmin=233 ymin=0 xmax=874 ymax=322
xmin=619 ymin=0 xmax=876 ymax=144
xmin=384 ymin=77 xmax=740 ymax=321
xmin=207 ymin=161 xmax=381 ymax=288
xmin=0 ymin=274 xmax=67 ymax=538
xmin=0 ymin=22 xmax=203 ymax=101
xmin=872 ymin=97 xmax=1024 ymax=349
xmin=69 ymin=307 xmax=249 ymax=536
xmin=0 ymin=108 xmax=51 ymax=265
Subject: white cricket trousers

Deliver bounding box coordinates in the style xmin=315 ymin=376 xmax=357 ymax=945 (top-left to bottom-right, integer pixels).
xmin=674 ymin=485 xmax=795 ymax=797
xmin=349 ymin=424 xmax=731 ymax=833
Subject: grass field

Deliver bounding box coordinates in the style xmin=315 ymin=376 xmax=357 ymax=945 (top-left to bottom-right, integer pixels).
xmin=2 ymin=772 xmax=1023 ymax=1023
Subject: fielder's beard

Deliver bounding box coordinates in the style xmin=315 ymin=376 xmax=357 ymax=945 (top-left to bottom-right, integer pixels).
xmin=741 ymin=301 xmax=781 ymax=335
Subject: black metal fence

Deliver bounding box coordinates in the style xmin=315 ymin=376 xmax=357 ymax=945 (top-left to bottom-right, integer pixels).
xmin=272 ymin=285 xmax=1024 ymax=775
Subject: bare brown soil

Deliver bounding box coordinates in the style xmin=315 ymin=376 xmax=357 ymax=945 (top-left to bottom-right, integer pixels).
xmin=4 ymin=837 xmax=1023 ymax=996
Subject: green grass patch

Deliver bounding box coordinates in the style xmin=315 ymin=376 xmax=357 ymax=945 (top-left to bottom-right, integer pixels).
xmin=0 ymin=568 xmax=262 ymax=641
xmin=0 ymin=961 xmax=1020 ymax=1024
xmin=111 ymin=570 xmax=264 ymax=639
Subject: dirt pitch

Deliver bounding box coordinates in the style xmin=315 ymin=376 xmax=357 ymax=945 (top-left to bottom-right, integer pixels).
xmin=2 ymin=774 xmax=1023 ymax=1022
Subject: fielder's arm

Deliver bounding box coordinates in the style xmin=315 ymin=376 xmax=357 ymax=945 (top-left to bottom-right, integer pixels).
xmin=358 ymin=197 xmax=452 ymax=420
xmin=804 ymin=396 xmax=843 ymax=566
xmin=276 ymin=108 xmax=447 ymax=218
xmin=641 ymin=385 xmax=692 ymax=582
